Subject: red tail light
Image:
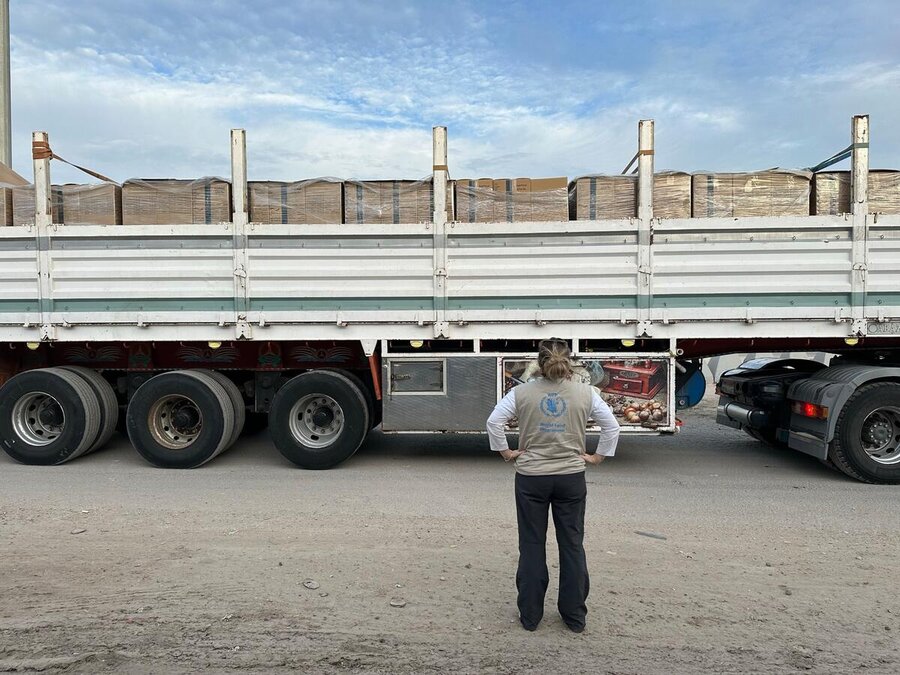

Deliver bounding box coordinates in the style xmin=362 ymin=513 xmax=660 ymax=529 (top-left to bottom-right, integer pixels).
xmin=791 ymin=401 xmax=829 ymax=419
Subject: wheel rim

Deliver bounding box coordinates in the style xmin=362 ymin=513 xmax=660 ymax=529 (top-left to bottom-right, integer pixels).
xmin=289 ymin=394 xmax=344 ymax=449
xmin=860 ymin=406 xmax=900 ymax=465
xmin=148 ymin=395 xmax=203 ymax=450
xmin=12 ymin=392 xmax=65 ymax=446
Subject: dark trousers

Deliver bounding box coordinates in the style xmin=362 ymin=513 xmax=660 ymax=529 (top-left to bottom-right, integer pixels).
xmin=515 ymin=471 xmax=589 ymax=629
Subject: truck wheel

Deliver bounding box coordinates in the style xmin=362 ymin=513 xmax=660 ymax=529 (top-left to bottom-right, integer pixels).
xmin=199 ymin=370 xmax=246 ymax=448
xmin=127 ymin=370 xmax=235 ymax=468
xmin=0 ymin=368 xmax=101 ymax=465
xmin=269 ymin=370 xmax=369 ymax=469
xmin=59 ymin=366 xmax=120 ymax=453
xmin=829 ymin=382 xmax=900 ymax=484
xmin=324 ymin=369 xmax=380 ymax=430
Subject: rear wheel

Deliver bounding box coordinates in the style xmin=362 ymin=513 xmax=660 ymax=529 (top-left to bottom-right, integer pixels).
xmin=829 ymin=382 xmax=900 ymax=484
xmin=199 ymin=370 xmax=246 ymax=448
xmin=269 ymin=370 xmax=369 ymax=469
xmin=126 ymin=370 xmax=235 ymax=468
xmin=0 ymin=368 xmax=101 ymax=465
xmin=59 ymin=366 xmax=120 ymax=453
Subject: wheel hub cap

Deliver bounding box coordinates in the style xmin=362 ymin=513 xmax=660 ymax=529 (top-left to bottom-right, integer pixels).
xmin=289 ymin=394 xmax=345 ymax=449
xmin=12 ymin=392 xmax=66 ymax=446
xmin=860 ymin=408 xmax=900 ymax=465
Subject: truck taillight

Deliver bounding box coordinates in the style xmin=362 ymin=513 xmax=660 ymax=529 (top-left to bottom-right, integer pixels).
xmin=791 ymin=401 xmax=829 ymax=419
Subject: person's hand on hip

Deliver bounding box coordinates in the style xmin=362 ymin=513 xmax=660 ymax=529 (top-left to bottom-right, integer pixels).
xmin=582 ymin=453 xmax=605 ymax=465
xmin=500 ymin=449 xmax=523 ymax=462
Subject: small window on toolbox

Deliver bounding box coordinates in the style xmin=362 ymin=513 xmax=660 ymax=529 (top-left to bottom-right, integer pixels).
xmin=389 ymin=360 xmax=446 ymax=394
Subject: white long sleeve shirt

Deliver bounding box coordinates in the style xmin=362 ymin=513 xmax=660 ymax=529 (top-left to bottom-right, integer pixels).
xmin=486 ymin=387 xmax=620 ymax=457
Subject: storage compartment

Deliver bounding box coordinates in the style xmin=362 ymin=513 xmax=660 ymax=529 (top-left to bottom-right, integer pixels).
xmin=388 ymin=359 xmax=445 ymax=394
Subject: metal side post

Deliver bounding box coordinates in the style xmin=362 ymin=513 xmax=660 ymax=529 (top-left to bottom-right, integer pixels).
xmin=231 ymin=129 xmax=251 ymax=339
xmin=33 ymin=131 xmax=53 ymax=341
xmin=432 ymin=126 xmax=449 ymax=338
xmin=850 ymin=114 xmax=869 ymax=335
xmin=636 ymin=119 xmax=654 ymax=336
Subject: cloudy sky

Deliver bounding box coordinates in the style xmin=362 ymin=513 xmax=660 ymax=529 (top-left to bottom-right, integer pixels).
xmin=8 ymin=0 xmax=900 ymax=183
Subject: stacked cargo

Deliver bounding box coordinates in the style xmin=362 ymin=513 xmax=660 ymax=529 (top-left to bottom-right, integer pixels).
xmin=691 ymin=170 xmax=811 ymax=217
xmin=454 ymin=177 xmax=568 ymax=222
xmin=343 ymin=179 xmax=452 ymax=224
xmin=248 ymin=180 xmax=342 ymax=224
xmin=122 ymin=178 xmax=231 ymax=225
xmin=569 ymin=172 xmax=692 ymax=220
xmin=10 ymin=184 xmax=122 ymax=225
xmin=812 ymin=170 xmax=900 ymax=215
xmin=0 ymin=187 xmax=12 ymax=225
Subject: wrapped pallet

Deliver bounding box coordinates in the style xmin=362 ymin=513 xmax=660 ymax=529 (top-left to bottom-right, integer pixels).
xmin=454 ymin=177 xmax=568 ymax=223
xmin=691 ymin=170 xmax=811 ymax=217
xmin=122 ymin=177 xmax=231 ymax=225
xmin=569 ymin=172 xmax=691 ymax=220
xmin=11 ymin=183 xmax=122 ymax=225
xmin=248 ymin=179 xmax=342 ymax=224
xmin=0 ymin=186 xmax=13 ymax=225
xmin=343 ymin=178 xmax=451 ymax=224
xmin=813 ymin=170 xmax=900 ymax=215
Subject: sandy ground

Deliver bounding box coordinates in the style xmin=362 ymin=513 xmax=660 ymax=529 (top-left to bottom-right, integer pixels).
xmin=0 ymin=395 xmax=899 ymax=674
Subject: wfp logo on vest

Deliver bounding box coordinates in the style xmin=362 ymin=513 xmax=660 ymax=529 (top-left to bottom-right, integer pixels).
xmin=540 ymin=393 xmax=567 ymax=418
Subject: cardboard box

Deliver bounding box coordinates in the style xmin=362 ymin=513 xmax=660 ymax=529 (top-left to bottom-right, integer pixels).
xmin=122 ymin=178 xmax=231 ymax=225
xmin=813 ymin=170 xmax=900 ymax=215
xmin=570 ymin=172 xmax=692 ymax=220
xmin=454 ymin=177 xmax=568 ymax=222
xmin=343 ymin=179 xmax=451 ymax=224
xmin=692 ymin=171 xmax=811 ymax=217
xmin=11 ymin=183 xmax=122 ymax=225
xmin=248 ymin=180 xmax=342 ymax=224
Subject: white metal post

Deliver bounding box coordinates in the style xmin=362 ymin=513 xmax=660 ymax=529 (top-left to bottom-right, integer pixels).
xmin=850 ymin=115 xmax=869 ymax=334
xmin=32 ymin=131 xmax=51 ymax=227
xmin=432 ymin=126 xmax=449 ymax=338
xmin=230 ymin=129 xmax=250 ymax=338
xmin=851 ymin=114 xmax=869 ymax=216
xmin=33 ymin=131 xmax=53 ymax=339
xmin=637 ymin=119 xmax=654 ymax=221
xmin=636 ymin=120 xmax=654 ymax=336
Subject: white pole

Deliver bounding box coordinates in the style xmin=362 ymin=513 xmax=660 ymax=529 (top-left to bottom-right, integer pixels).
xmin=637 ymin=119 xmax=654 ymax=220
xmin=0 ymin=0 xmax=11 ymax=167
xmin=851 ymin=114 xmax=869 ymax=216
xmin=432 ymin=126 xmax=448 ymax=225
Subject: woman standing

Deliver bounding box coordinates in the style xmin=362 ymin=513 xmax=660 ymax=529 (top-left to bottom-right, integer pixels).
xmin=486 ymin=339 xmax=620 ymax=633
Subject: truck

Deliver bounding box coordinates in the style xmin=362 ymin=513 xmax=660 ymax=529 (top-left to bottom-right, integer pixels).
xmin=0 ymin=115 xmax=897 ymax=484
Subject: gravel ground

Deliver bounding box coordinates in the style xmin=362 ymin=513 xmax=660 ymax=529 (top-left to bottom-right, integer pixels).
xmin=0 ymin=395 xmax=898 ymax=674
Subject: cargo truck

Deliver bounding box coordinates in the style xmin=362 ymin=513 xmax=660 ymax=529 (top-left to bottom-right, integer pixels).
xmin=0 ymin=115 xmax=898 ymax=484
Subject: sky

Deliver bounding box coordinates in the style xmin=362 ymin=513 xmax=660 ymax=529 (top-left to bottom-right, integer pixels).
xmin=7 ymin=0 xmax=900 ymax=183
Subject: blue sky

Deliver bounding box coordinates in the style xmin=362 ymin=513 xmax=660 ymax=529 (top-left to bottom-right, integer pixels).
xmin=8 ymin=0 xmax=900 ymax=183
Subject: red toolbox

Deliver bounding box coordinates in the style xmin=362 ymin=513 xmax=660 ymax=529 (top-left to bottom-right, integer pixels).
xmin=601 ymin=360 xmax=665 ymax=399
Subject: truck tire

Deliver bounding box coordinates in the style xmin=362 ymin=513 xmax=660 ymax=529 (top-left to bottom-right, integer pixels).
xmin=198 ymin=370 xmax=246 ymax=448
xmin=0 ymin=367 xmax=101 ymax=465
xmin=269 ymin=370 xmax=369 ymax=469
xmin=59 ymin=366 xmax=120 ymax=454
xmin=828 ymin=382 xmax=900 ymax=484
xmin=126 ymin=370 xmax=235 ymax=468
xmin=323 ymin=369 xmax=380 ymax=430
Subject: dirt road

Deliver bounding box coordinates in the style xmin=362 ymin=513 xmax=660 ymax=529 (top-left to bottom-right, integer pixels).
xmin=1 ymin=397 xmax=898 ymax=673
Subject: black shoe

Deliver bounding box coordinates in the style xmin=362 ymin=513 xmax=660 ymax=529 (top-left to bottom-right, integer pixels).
xmin=564 ymin=621 xmax=585 ymax=633
xmin=520 ymin=617 xmax=538 ymax=632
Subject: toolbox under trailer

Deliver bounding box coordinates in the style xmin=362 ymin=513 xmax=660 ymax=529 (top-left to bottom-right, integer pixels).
xmin=0 ymin=115 xmax=898 ymax=483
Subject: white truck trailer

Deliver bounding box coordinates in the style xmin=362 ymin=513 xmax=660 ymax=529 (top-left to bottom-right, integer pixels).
xmin=0 ymin=115 xmax=898 ymax=483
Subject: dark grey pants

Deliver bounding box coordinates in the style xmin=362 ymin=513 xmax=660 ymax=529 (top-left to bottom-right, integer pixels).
xmin=515 ymin=471 xmax=589 ymax=630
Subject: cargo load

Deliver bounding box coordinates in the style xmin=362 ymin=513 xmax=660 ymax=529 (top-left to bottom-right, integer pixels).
xmin=11 ymin=183 xmax=122 ymax=225
xmin=248 ymin=179 xmax=342 ymax=224
xmin=122 ymin=177 xmax=231 ymax=225
xmin=691 ymin=170 xmax=811 ymax=217
xmin=454 ymin=177 xmax=568 ymax=222
xmin=0 ymin=186 xmax=12 ymax=225
xmin=569 ymin=172 xmax=691 ymax=220
xmin=343 ymin=178 xmax=451 ymax=224
xmin=812 ymin=170 xmax=900 ymax=215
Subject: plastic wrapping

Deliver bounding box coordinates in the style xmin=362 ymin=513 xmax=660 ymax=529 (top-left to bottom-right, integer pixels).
xmin=454 ymin=177 xmax=568 ymax=223
xmin=813 ymin=170 xmax=900 ymax=215
xmin=343 ymin=177 xmax=452 ymax=224
xmin=248 ymin=179 xmax=343 ymax=224
xmin=691 ymin=170 xmax=811 ymax=217
xmin=10 ymin=183 xmax=122 ymax=225
xmin=569 ymin=172 xmax=691 ymax=220
xmin=122 ymin=177 xmax=231 ymax=225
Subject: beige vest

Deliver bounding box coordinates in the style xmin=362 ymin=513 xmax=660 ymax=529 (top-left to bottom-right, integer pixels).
xmin=514 ymin=377 xmax=593 ymax=476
